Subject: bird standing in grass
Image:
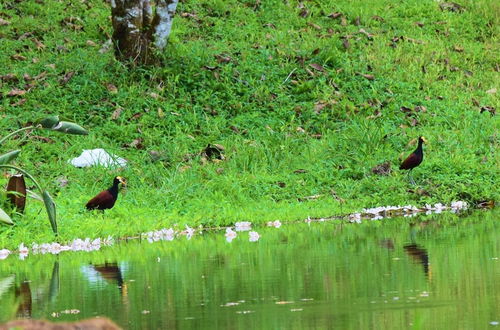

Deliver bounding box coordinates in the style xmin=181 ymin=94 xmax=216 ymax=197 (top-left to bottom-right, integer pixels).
xmin=86 ymin=176 xmax=126 ymax=210
xmin=400 ymin=136 xmax=426 ymax=185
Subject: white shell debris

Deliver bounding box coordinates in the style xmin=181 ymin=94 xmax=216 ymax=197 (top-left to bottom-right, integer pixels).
xmin=69 ymin=149 xmax=127 ymax=168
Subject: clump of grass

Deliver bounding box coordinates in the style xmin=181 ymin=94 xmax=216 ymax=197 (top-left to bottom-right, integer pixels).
xmin=0 ymin=0 xmax=498 ymax=248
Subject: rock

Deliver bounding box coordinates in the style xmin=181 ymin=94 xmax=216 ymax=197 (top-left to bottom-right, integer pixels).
xmin=0 ymin=317 xmax=121 ymax=330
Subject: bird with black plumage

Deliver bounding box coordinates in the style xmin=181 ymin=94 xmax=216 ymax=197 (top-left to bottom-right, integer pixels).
xmin=400 ymin=136 xmax=427 ymax=185
xmin=86 ymin=176 xmax=126 ymax=211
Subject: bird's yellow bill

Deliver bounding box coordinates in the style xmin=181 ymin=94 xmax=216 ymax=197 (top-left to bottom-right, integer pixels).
xmin=116 ymin=176 xmax=127 ymax=186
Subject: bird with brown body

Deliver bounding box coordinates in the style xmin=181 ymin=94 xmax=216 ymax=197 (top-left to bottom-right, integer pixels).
xmin=400 ymin=136 xmax=426 ymax=185
xmin=86 ymin=176 xmax=126 ymax=210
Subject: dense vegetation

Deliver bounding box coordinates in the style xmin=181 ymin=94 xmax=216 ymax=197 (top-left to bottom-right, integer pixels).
xmin=0 ymin=0 xmax=498 ymax=248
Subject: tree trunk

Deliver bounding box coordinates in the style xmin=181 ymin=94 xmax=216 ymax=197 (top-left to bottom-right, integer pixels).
xmin=111 ymin=0 xmax=178 ymax=65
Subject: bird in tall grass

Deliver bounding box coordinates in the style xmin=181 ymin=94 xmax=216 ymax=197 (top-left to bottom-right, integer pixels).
xmin=400 ymin=136 xmax=426 ymax=185
xmin=86 ymin=176 xmax=126 ymax=210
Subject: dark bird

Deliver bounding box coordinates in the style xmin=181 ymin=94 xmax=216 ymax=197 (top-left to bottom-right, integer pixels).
xmin=400 ymin=136 xmax=426 ymax=185
xmin=86 ymin=176 xmax=126 ymax=210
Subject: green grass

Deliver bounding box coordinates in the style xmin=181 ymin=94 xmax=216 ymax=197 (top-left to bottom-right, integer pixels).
xmin=0 ymin=0 xmax=498 ymax=248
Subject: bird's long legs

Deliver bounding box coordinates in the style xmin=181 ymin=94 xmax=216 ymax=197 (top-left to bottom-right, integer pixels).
xmin=407 ymin=170 xmax=416 ymax=185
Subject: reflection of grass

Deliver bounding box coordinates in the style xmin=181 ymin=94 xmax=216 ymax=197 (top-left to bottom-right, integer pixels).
xmin=0 ymin=0 xmax=498 ymax=247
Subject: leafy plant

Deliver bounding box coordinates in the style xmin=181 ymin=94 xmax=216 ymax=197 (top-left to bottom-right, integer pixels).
xmin=0 ymin=115 xmax=88 ymax=233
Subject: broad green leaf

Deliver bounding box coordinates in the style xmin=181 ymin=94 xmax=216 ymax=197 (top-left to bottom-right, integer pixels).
xmin=42 ymin=191 xmax=57 ymax=234
xmin=52 ymin=121 xmax=88 ymax=135
xmin=0 ymin=208 xmax=13 ymax=225
xmin=0 ymin=150 xmax=20 ymax=165
xmin=38 ymin=115 xmax=60 ymax=129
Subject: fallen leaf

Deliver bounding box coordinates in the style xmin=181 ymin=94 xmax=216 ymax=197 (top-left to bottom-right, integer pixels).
xmin=59 ymin=71 xmax=75 ymax=85
xmin=307 ymin=22 xmax=321 ymax=30
xmin=480 ymin=106 xmax=495 ymax=115
xmin=99 ymin=39 xmax=113 ymax=53
xmin=0 ymin=18 xmax=10 ymax=26
xmin=111 ymin=107 xmax=123 ymax=120
xmin=327 ymin=12 xmax=342 ymax=19
xmin=201 ymin=144 xmax=225 ymax=161
xmin=33 ymin=71 xmax=47 ymax=81
xmin=106 ymin=83 xmax=118 ymax=93
xmin=32 ymin=38 xmax=46 ymax=50
xmin=157 ymin=108 xmax=165 ymax=118
xmin=11 ymin=98 xmax=27 ymax=107
xmin=309 ymin=63 xmax=324 ymax=72
xmin=342 ymin=38 xmax=350 ymax=49
xmin=215 ymin=53 xmax=231 ymax=63
xmin=439 ymin=2 xmax=465 ymax=12
xmin=485 ymin=88 xmax=496 ymax=94
xmin=314 ymin=100 xmax=329 ymax=113
xmin=366 ymin=110 xmax=382 ymax=119
xmin=354 ymin=16 xmax=361 ymax=26
xmin=11 ymin=54 xmax=27 ymax=61
xmin=131 ymin=112 xmax=143 ymax=120
xmin=7 ymin=89 xmax=26 ymax=97
xmin=415 ymin=21 xmax=424 ymax=27
xmin=6 ymin=174 xmax=26 ymax=213
xmin=371 ymin=161 xmax=392 ymax=176
xmin=0 ymin=73 xmax=18 ymax=82
xmin=276 ymin=181 xmax=286 ymax=188
xmin=359 ymin=28 xmax=374 ymax=39
xmin=125 ymin=138 xmax=144 ymax=149
xmin=414 ymin=105 xmax=427 ymax=112
xmin=359 ymin=73 xmax=375 ymax=80
xmin=298 ymin=194 xmax=322 ymax=202
xmin=55 ymin=176 xmax=69 ymax=188
xmin=293 ymin=169 xmax=307 ymax=174
xmin=31 ymin=135 xmax=54 ymax=143
xmin=86 ymin=40 xmax=97 ymax=47
xmin=453 ymin=45 xmax=464 ymax=52
xmin=400 ymin=106 xmax=412 ymax=113
xmin=372 ymin=15 xmax=384 ymax=22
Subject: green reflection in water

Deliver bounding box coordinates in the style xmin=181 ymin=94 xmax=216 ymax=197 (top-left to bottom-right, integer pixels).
xmin=0 ymin=210 xmax=498 ymax=329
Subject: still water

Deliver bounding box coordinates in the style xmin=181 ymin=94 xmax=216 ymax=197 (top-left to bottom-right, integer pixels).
xmin=0 ymin=210 xmax=498 ymax=329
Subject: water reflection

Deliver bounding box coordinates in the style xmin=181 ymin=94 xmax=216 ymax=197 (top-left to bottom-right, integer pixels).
xmin=0 ymin=210 xmax=498 ymax=329
xmin=89 ymin=263 xmax=127 ymax=297
xmin=15 ymin=281 xmax=32 ymax=318
xmin=403 ymin=243 xmax=431 ymax=278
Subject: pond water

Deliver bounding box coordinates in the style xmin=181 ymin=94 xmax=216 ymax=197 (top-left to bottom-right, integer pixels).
xmin=0 ymin=210 xmax=498 ymax=329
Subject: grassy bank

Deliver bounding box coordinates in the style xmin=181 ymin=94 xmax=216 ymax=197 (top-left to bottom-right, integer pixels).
xmin=0 ymin=0 xmax=498 ymax=248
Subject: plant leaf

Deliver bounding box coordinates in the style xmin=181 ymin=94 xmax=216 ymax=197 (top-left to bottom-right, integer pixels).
xmin=26 ymin=189 xmax=44 ymax=202
xmin=0 ymin=208 xmax=14 ymax=225
xmin=0 ymin=150 xmax=21 ymax=164
xmin=51 ymin=121 xmax=88 ymax=135
xmin=37 ymin=115 xmax=60 ymax=129
xmin=42 ymin=191 xmax=57 ymax=234
xmin=6 ymin=174 xmax=26 ymax=213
